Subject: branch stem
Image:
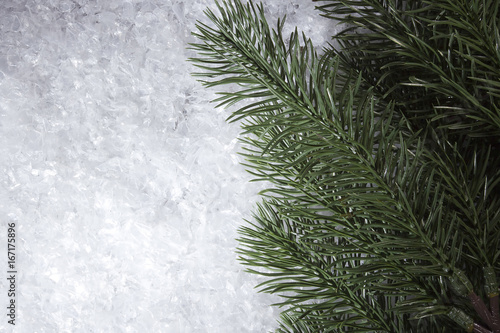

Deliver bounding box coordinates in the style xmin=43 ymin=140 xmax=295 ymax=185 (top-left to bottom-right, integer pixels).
xmin=470 ymin=292 xmax=494 ymax=329
xmin=474 ymin=323 xmax=493 ymax=333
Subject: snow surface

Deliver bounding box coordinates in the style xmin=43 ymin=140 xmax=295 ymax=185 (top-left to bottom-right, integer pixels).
xmin=0 ymin=0 xmax=337 ymax=332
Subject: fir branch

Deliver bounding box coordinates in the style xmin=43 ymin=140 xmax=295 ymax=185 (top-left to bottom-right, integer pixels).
xmin=315 ymin=0 xmax=500 ymax=138
xmin=190 ymin=0 xmax=500 ymax=331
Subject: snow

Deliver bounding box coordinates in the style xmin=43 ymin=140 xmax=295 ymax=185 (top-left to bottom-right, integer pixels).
xmin=0 ymin=0 xmax=336 ymax=331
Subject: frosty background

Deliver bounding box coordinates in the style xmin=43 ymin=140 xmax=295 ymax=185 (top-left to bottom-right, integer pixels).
xmin=0 ymin=0 xmax=334 ymax=331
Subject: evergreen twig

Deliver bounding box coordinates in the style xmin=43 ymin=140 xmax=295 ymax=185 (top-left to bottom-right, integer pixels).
xmin=190 ymin=0 xmax=500 ymax=331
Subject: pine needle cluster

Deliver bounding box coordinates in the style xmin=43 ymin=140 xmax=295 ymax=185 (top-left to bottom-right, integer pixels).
xmin=189 ymin=0 xmax=500 ymax=332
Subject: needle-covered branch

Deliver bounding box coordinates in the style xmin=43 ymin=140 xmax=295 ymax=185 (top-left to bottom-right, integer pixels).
xmin=190 ymin=0 xmax=500 ymax=331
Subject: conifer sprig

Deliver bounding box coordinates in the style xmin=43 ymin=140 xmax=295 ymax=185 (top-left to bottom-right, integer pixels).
xmin=190 ymin=0 xmax=500 ymax=331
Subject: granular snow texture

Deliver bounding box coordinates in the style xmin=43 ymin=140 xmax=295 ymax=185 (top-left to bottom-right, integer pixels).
xmin=0 ymin=1 xmax=336 ymax=332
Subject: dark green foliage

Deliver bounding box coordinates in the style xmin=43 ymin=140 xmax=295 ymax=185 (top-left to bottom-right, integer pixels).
xmin=189 ymin=0 xmax=500 ymax=331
